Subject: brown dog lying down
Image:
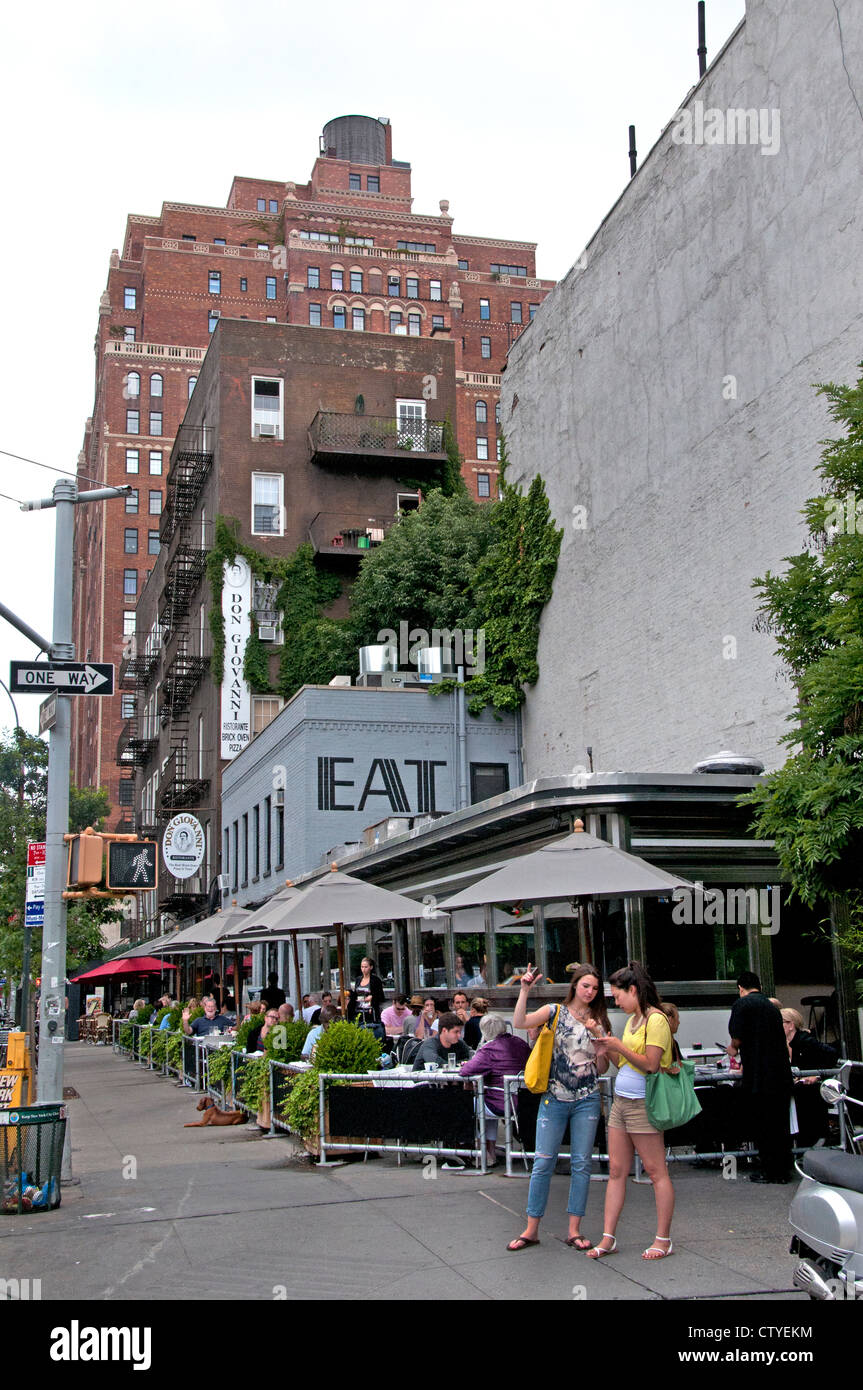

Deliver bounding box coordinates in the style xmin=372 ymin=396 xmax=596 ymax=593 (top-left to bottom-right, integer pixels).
xmin=184 ymin=1096 xmax=249 ymax=1127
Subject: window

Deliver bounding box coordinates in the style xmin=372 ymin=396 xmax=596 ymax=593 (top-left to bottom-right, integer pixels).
xmin=408 ymin=313 xmax=421 ymax=337
xmin=252 ymin=473 xmax=283 ymax=535
xmin=387 ymin=274 xmax=400 ymax=297
xmin=396 ymin=399 xmax=426 ymax=447
xmin=349 ymin=173 xmax=361 ymax=191
xmin=149 ymin=373 xmax=163 ymax=397
xmin=257 ymin=198 xmax=266 ymax=212
xmin=121 ymin=694 xmax=136 ymax=719
xmin=124 ymin=528 xmax=138 ymax=554
xmin=397 ymin=240 xmax=435 ymax=254
xmin=264 ymin=795 xmax=272 ymax=875
xmin=149 ymin=411 xmax=162 ymax=436
xmin=208 ymin=310 xmax=220 ymax=332
xmin=125 ymin=448 xmax=139 ymax=474
xmin=367 ymin=175 xmax=380 ymax=192
xmin=307 ymin=266 xmax=320 ymax=288
xmin=333 ymin=307 xmax=346 ymax=329
xmin=265 ymin=276 xmax=277 ymax=300
xmin=123 ymin=326 xmax=136 ymax=343
xmin=470 ymin=762 xmax=509 ymax=801
xmin=124 ymin=287 xmax=137 ymax=310
xmin=240 ymin=278 xmax=248 ymax=292
xmin=429 ymin=279 xmax=441 ymax=301
xmin=149 ymin=490 xmax=162 ymax=515
xmin=149 ymin=451 xmax=162 ymax=475
xmin=475 ymin=400 xmax=487 ymax=424
xmin=182 ymin=233 xmax=196 ymax=241
xmin=406 ymin=276 xmax=419 ymax=299
xmin=253 ymin=696 xmax=283 ymax=735
xmin=476 ymin=437 xmax=489 ymax=460
xmin=257 ymin=243 xmax=269 ymax=252
xmin=479 ymin=298 xmax=490 ymax=320
xmin=148 ymin=530 xmax=160 ymax=556
xmin=481 ymin=336 xmax=491 ymax=359
xmin=269 ymin=200 xmax=278 ymax=214
xmin=510 ymin=302 xmax=523 ymax=324
xmin=389 ymin=311 xmax=403 ymax=333
xmin=275 ymin=805 xmax=284 ymax=869
xmin=253 ymin=804 xmax=260 ymax=879
xmin=251 ymin=377 xmax=282 ymax=438
xmin=123 ymin=611 xmax=136 ymax=637
xmin=213 ymin=237 xmax=226 ymax=246
xmin=309 ymin=302 xmax=322 ymax=326
xmin=187 ymin=376 xmax=197 ymax=400
xmin=125 ymin=489 xmax=138 ymax=514
xmin=209 ymin=270 xmax=221 ymax=294
xmin=477 ymin=473 xmax=491 ymax=498
xmin=490 ymin=263 xmax=527 ymax=277
xmin=345 ymin=235 xmax=374 ymax=247
xmin=124 ymin=568 xmax=137 ymax=597
xmin=352 ymin=307 xmax=365 ymax=331
xmin=300 ymin=229 xmax=340 ymax=243
xmin=126 ymin=409 xmax=139 ymax=434
xmin=126 ymin=371 xmax=140 ymax=397
xmin=431 ymin=315 xmax=444 ymax=330
xmin=331 ymin=269 xmax=343 ymax=291
xmin=266 ymin=316 xmax=277 ymax=323
xmin=118 ymin=779 xmax=135 ymax=807
xmin=241 ymin=813 xmax=248 ymax=886
xmin=529 ymin=304 xmax=539 ymax=321
xmin=458 ymin=259 xmax=469 ymax=271
xmin=495 ymin=401 xmax=501 ymax=425
xmin=231 ymin=822 xmax=238 ymax=892
xmin=350 ymin=270 xmax=363 ymax=293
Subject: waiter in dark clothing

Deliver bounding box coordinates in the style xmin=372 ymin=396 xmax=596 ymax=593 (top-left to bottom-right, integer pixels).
xmin=260 ymin=973 xmax=287 ymax=1010
xmin=728 ymin=971 xmax=793 ymax=1183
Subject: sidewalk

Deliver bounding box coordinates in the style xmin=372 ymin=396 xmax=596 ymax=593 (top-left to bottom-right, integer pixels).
xmin=0 ymin=1044 xmax=807 ymax=1302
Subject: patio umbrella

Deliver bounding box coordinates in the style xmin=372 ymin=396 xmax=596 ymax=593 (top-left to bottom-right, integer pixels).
xmin=439 ymin=822 xmax=695 ymax=910
xmin=72 ymin=957 xmax=178 ymax=980
xmin=223 ymin=870 xmax=426 ymax=1004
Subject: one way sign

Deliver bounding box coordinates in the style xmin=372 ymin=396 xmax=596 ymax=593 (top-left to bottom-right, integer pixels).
xmin=10 ymin=661 xmax=115 ymax=696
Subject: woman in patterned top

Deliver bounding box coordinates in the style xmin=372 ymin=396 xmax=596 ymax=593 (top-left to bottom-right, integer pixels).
xmin=507 ymin=964 xmax=610 ymax=1252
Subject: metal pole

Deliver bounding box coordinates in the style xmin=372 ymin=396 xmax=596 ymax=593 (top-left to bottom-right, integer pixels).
xmin=697 ymin=1 xmax=707 ymax=77
xmin=36 ymin=480 xmax=76 ymax=1109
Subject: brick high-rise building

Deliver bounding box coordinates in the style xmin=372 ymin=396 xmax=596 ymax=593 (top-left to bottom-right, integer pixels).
xmin=72 ymin=114 xmax=554 ymax=830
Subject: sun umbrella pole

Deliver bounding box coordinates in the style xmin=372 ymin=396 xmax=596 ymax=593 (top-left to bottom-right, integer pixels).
xmin=335 ymin=924 xmax=347 ymax=1014
xmin=290 ymin=932 xmax=301 ymax=1016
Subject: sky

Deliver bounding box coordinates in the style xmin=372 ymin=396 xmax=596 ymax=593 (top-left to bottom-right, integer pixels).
xmin=0 ymin=0 xmax=746 ymax=738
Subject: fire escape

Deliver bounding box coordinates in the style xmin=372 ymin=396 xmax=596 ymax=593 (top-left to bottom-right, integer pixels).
xmin=157 ymin=426 xmax=213 ymax=915
xmin=116 ymin=640 xmax=162 ymax=833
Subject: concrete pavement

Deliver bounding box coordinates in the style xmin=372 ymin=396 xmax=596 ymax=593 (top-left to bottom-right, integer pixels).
xmin=0 ymin=1044 xmax=809 ymax=1303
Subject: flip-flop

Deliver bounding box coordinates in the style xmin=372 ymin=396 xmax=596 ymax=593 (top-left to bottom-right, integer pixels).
xmin=506 ymin=1236 xmax=540 ymax=1252
xmin=565 ymin=1235 xmax=593 ymax=1250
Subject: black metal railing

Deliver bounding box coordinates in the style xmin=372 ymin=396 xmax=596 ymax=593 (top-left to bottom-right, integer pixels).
xmin=309 ymin=412 xmax=445 ymax=464
xmin=307 ymin=511 xmax=394 ymax=558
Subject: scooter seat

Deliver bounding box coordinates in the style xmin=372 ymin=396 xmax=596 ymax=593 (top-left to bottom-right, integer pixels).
xmin=801 ymin=1147 xmax=863 ymax=1195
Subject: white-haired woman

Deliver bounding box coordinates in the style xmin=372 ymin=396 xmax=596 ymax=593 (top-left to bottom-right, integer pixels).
xmin=459 ymin=1014 xmax=531 ymax=1166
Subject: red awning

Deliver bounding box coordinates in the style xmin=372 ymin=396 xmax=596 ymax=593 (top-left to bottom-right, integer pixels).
xmin=72 ymin=957 xmax=178 ymax=981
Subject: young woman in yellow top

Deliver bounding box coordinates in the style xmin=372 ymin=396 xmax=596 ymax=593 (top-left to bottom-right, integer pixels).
xmin=588 ymin=962 xmax=676 ymax=1261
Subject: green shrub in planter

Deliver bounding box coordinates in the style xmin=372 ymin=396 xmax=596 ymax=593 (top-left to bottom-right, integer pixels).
xmin=238 ymin=1056 xmax=270 ymax=1112
xmin=207 ymin=1045 xmax=234 ymax=1088
xmin=150 ymin=1029 xmax=168 ymax=1067
xmin=153 ymin=1007 xmax=172 ymax=1027
xmin=118 ymin=1023 xmax=132 ymax=1050
xmin=166 ymin=1032 xmax=184 ymax=1071
xmin=312 ymin=1020 xmax=381 ymax=1075
xmin=265 ymin=1018 xmax=310 ymax=1064
xmin=283 ymin=1070 xmax=324 ymax=1138
xmin=233 ymin=1016 xmax=263 ymax=1052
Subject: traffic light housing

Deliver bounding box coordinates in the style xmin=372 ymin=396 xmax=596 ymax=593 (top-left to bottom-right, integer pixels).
xmin=67 ymin=832 xmax=104 ymax=888
xmin=106 ymin=840 xmax=158 ymax=891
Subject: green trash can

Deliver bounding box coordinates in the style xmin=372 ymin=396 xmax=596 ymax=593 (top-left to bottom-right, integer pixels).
xmin=0 ymin=1103 xmax=66 ymax=1214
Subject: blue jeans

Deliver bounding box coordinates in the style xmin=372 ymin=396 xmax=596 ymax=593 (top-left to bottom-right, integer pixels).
xmin=526 ymin=1091 xmax=601 ymax=1219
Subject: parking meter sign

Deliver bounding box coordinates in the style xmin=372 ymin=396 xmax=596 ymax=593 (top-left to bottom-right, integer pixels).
xmin=106 ymin=841 xmax=158 ymax=892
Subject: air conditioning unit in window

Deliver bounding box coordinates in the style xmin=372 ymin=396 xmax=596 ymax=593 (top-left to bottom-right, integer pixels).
xmin=254 ymin=423 xmax=278 ymax=439
xmin=258 ymin=622 xmax=278 ymax=642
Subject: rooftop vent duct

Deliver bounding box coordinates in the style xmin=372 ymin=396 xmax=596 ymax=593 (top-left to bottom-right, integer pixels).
xmin=693 ymin=749 xmax=765 ymax=775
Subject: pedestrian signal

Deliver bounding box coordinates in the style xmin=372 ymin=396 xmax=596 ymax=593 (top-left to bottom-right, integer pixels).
xmin=106 ymin=840 xmax=158 ymax=891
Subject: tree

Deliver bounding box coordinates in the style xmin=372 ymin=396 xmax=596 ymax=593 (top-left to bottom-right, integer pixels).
xmin=742 ymin=368 xmax=863 ymax=970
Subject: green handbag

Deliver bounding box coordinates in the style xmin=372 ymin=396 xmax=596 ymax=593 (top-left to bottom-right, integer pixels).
xmin=644 ymin=1059 xmax=702 ymax=1131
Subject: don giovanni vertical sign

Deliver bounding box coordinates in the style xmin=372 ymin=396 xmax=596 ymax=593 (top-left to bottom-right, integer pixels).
xmin=221 ymin=557 xmax=252 ymax=759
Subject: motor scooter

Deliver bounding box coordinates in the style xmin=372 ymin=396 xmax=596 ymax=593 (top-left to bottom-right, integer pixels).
xmin=789 ymin=1060 xmax=863 ymax=1299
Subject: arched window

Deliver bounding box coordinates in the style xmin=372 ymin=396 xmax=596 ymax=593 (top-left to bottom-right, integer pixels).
xmin=150 ymin=373 xmax=163 ymax=398
xmin=126 ymin=371 xmax=140 ymax=398
xmin=475 ymin=400 xmax=487 ymax=424
xmin=188 ymin=376 xmax=197 ymax=400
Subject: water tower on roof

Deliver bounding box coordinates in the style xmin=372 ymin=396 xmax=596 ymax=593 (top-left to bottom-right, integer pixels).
xmin=321 ymin=115 xmax=390 ymax=166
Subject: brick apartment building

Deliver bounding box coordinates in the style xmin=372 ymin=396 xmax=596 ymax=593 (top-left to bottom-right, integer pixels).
xmin=125 ymin=318 xmax=458 ymax=927
xmin=71 ymin=113 xmax=554 ymax=831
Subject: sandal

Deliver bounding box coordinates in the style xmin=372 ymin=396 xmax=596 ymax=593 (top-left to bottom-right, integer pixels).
xmin=506 ymin=1235 xmax=540 ymax=1252
xmin=586 ymin=1233 xmax=617 ymax=1259
xmin=565 ymin=1235 xmax=593 ymax=1250
xmin=642 ymin=1236 xmax=673 ymax=1260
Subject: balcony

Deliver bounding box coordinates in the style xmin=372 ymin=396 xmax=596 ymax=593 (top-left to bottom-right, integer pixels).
xmin=119 ymin=643 xmax=161 ymax=689
xmin=159 ymin=748 xmax=210 ymax=811
xmin=160 ymin=426 xmax=214 ymax=542
xmin=308 ymin=511 xmax=394 ymax=560
xmin=308 ymin=413 xmax=446 ymax=471
xmin=161 ymin=652 xmax=209 ymax=716
xmin=117 ymin=718 xmax=160 ymax=769
xmin=159 ymin=544 xmax=208 ymax=630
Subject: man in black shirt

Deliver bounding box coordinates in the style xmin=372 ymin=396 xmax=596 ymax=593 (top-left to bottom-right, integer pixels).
xmin=412 ymin=1013 xmax=473 ymax=1071
xmin=260 ymin=973 xmax=286 ymax=1010
xmin=728 ymin=971 xmax=793 ymax=1183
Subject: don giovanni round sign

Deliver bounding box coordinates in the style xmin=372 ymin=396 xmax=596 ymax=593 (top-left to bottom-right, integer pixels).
xmin=162 ymin=814 xmax=205 ymax=880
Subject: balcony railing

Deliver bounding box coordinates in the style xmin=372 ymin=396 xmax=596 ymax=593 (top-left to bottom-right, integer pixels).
xmin=116 ymin=718 xmax=160 ymax=769
xmin=159 ymin=544 xmax=208 ymax=628
xmin=161 ymin=652 xmax=210 ymax=716
xmin=309 ymin=412 xmax=446 ymax=469
xmin=159 ymin=748 xmax=210 ymax=811
xmin=160 ymin=426 xmax=215 ymax=541
xmin=308 ymin=511 xmax=394 ymax=559
xmin=119 ymin=643 xmax=162 ymax=688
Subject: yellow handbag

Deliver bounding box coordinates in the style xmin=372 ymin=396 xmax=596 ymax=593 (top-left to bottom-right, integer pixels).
xmin=524 ymin=1005 xmax=561 ymax=1094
